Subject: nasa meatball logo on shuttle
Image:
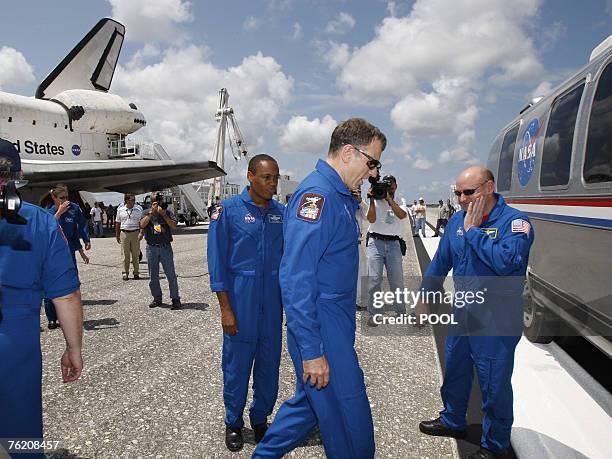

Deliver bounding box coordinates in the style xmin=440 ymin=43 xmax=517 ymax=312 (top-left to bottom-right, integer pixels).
xmin=517 ymin=118 xmax=540 ymax=186
xmin=72 ymin=144 xmax=81 ymax=156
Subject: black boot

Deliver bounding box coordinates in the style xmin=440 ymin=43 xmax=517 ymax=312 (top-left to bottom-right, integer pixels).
xmin=419 ymin=417 xmax=467 ymax=439
xmin=225 ymin=426 xmax=244 ymax=452
xmin=468 ymin=447 xmax=509 ymax=459
xmin=252 ymin=422 xmax=268 ymax=443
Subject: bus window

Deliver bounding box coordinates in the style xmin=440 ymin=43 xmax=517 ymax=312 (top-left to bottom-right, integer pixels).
xmin=497 ymin=125 xmax=519 ymax=192
xmin=541 ymin=82 xmax=585 ymax=187
xmin=585 ymin=62 xmax=612 ymax=183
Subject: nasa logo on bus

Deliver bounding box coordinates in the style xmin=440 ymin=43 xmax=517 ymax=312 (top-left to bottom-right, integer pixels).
xmin=517 ymin=118 xmax=540 ymax=186
xmin=71 ymin=144 xmax=81 ymax=156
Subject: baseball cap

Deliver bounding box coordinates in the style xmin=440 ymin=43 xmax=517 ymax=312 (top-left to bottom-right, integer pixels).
xmin=0 ymin=138 xmax=21 ymax=173
xmin=419 ymin=197 xmax=424 ymax=201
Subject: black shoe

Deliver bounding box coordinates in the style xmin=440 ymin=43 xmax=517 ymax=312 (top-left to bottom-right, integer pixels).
xmin=252 ymin=422 xmax=268 ymax=443
xmin=419 ymin=417 xmax=467 ymax=439
xmin=149 ymin=299 xmax=162 ymax=308
xmin=468 ymin=447 xmax=508 ymax=459
xmin=225 ymin=426 xmax=244 ymax=452
xmin=122 ymin=274 xmax=129 ymax=281
xmin=171 ymin=299 xmax=182 ymax=310
xmin=48 ymin=321 xmax=59 ymax=330
xmin=133 ymin=274 xmax=140 ymax=280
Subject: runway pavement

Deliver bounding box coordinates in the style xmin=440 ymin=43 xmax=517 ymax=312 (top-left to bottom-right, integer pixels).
xmin=40 ymin=225 xmax=457 ymax=458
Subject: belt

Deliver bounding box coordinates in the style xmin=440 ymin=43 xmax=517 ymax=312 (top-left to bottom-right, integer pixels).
xmin=148 ymin=243 xmax=170 ymax=247
xmin=369 ymin=232 xmax=400 ymax=241
xmin=121 ymin=229 xmax=139 ymax=233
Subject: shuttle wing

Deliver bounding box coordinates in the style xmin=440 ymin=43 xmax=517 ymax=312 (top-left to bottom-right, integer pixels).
xmin=36 ymin=18 xmax=125 ymax=99
xmin=22 ymin=159 xmax=225 ymax=195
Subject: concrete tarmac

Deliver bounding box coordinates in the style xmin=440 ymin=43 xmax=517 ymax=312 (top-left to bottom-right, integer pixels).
xmin=40 ymin=225 xmax=456 ymax=458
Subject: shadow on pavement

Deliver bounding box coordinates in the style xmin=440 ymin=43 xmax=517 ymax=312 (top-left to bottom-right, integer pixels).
xmin=83 ymin=318 xmax=120 ymax=331
xmin=82 ymin=299 xmax=118 ymax=307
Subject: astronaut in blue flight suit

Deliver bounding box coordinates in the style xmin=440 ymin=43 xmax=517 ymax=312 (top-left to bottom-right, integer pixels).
xmin=418 ymin=166 xmax=534 ymax=459
xmin=43 ymin=183 xmax=90 ymax=329
xmin=254 ymin=118 xmax=386 ymax=459
xmin=207 ymin=154 xmax=285 ymax=452
xmin=0 ymin=139 xmax=84 ymax=459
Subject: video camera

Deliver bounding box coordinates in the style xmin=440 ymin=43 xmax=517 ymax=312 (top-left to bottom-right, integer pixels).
xmin=0 ymin=181 xmax=27 ymax=225
xmin=368 ymin=174 xmax=394 ymax=200
xmin=154 ymin=192 xmax=168 ymax=210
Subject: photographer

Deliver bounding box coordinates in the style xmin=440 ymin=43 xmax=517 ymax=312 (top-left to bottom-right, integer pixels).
xmin=0 ymin=139 xmax=83 ymax=455
xmin=365 ymin=175 xmax=408 ymax=327
xmin=140 ymin=192 xmax=181 ymax=310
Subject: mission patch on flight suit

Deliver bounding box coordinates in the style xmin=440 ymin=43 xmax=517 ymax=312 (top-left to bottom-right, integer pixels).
xmin=211 ymin=205 xmax=222 ymax=221
xmin=296 ymin=193 xmax=325 ymax=222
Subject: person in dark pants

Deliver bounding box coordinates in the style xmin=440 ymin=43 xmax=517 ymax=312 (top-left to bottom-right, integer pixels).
xmin=140 ymin=192 xmax=181 ymax=309
xmin=434 ymin=199 xmax=450 ymax=237
xmin=0 ymin=139 xmax=84 ymax=459
xmin=418 ymin=166 xmax=534 ymax=459
xmin=43 ymin=183 xmax=91 ymax=329
xmin=207 ymin=154 xmax=284 ymax=452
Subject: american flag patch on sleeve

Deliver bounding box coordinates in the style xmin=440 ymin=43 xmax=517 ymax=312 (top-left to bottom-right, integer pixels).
xmin=511 ymin=218 xmax=531 ymax=235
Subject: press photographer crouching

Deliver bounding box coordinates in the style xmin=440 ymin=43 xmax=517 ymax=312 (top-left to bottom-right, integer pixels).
xmin=0 ymin=139 xmax=83 ymax=457
xmin=365 ymin=174 xmax=408 ymax=327
xmin=140 ymin=191 xmax=181 ymax=310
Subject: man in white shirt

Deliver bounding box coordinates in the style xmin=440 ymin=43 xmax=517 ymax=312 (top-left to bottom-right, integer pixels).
xmin=90 ymin=202 xmax=103 ymax=236
xmin=366 ymin=175 xmax=408 ymax=326
xmin=115 ymin=194 xmax=143 ymax=280
xmin=414 ymin=197 xmax=427 ymax=237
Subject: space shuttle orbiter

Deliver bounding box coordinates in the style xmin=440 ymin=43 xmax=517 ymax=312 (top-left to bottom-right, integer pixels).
xmin=0 ymin=18 xmax=224 ymax=200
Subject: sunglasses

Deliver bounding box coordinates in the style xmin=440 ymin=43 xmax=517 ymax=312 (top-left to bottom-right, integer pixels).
xmin=347 ymin=144 xmax=381 ymax=170
xmin=454 ymin=181 xmax=488 ymax=197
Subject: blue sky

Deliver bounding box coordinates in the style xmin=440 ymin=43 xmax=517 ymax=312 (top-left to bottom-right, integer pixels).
xmin=1 ymin=0 xmax=611 ymax=204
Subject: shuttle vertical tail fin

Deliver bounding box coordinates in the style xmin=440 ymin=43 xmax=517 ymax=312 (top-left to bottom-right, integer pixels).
xmin=35 ymin=18 xmax=125 ymax=99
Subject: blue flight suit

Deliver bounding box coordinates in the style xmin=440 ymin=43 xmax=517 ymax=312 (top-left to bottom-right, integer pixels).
xmin=44 ymin=202 xmax=89 ymax=322
xmin=0 ymin=203 xmax=80 ymax=458
xmin=422 ymin=193 xmax=534 ymax=454
xmin=207 ymin=187 xmax=284 ymax=429
xmin=254 ymin=160 xmax=375 ymax=459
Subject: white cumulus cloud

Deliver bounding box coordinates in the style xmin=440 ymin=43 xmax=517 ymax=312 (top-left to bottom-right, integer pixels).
xmin=113 ymin=46 xmax=293 ymax=161
xmin=413 ymin=154 xmax=435 ymax=170
xmin=0 ymin=47 xmax=35 ymax=90
xmin=391 ymin=77 xmax=478 ymax=137
xmin=280 ymin=115 xmax=337 ymax=154
xmin=329 ymin=0 xmax=544 ymax=151
xmin=108 ymin=0 xmax=193 ymax=42
xmin=291 ymin=22 xmax=303 ymax=40
xmin=243 ymin=16 xmax=263 ymax=31
xmin=325 ymin=12 xmax=356 ymax=34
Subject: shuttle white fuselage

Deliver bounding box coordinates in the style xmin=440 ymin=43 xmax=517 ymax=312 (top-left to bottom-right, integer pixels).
xmin=0 ymin=90 xmax=145 ymax=161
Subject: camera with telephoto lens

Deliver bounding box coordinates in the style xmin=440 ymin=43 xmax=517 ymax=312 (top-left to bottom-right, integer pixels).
xmin=368 ymin=174 xmax=393 ymax=200
xmin=154 ymin=192 xmax=168 ymax=210
xmin=0 ymin=181 xmax=27 ymax=225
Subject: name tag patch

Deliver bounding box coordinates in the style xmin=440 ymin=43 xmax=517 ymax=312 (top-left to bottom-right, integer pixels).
xmin=483 ymin=227 xmax=498 ymax=239
xmin=297 ymin=193 xmax=325 ymax=222
xmin=269 ymin=214 xmax=283 ymax=224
